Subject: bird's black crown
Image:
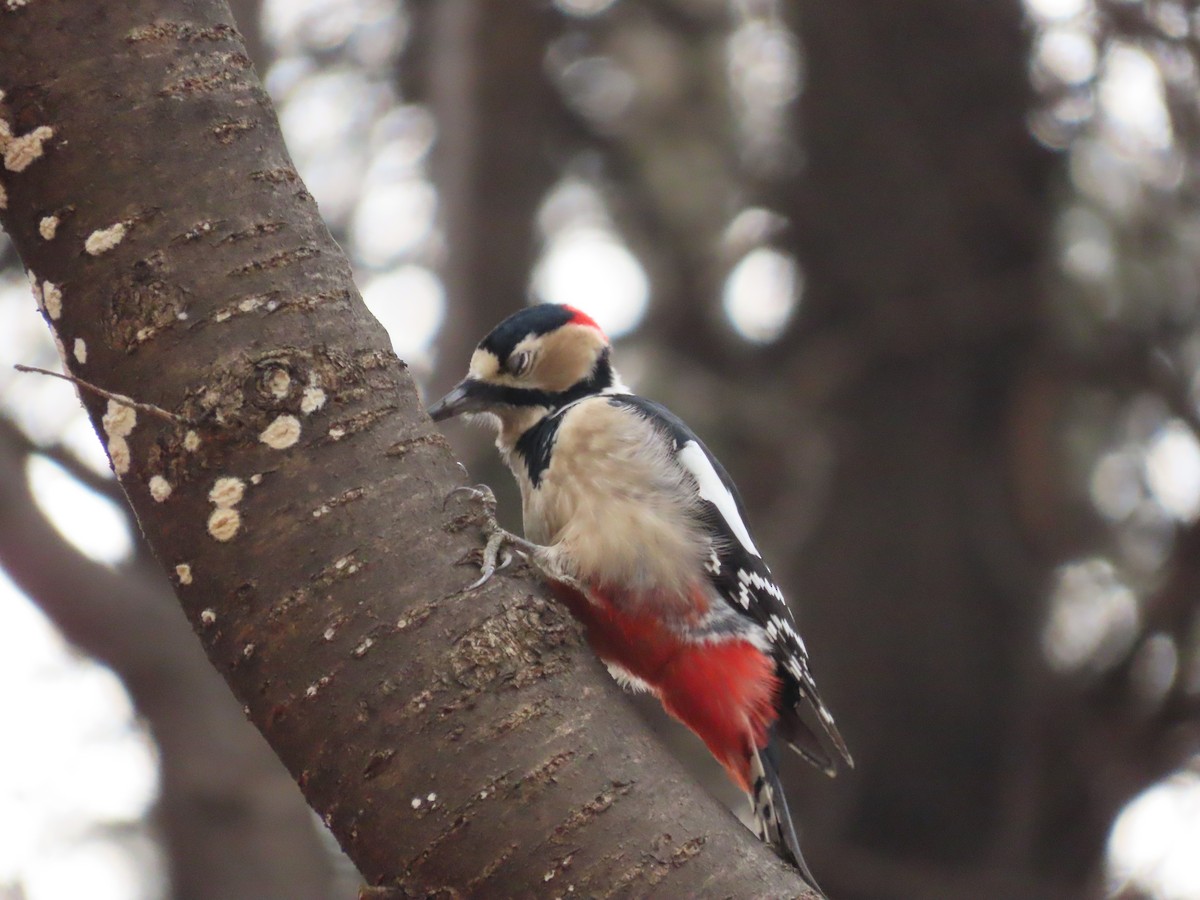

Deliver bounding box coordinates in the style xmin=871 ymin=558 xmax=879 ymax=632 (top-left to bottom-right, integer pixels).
xmin=479 ymin=303 xmax=600 ymax=362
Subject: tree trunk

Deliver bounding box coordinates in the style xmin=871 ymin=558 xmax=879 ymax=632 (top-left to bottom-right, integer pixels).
xmin=425 ymin=0 xmax=562 ymax=400
xmin=0 ymin=1 xmax=814 ymax=895
xmin=781 ymin=2 xmax=1076 ymax=897
xmin=420 ymin=0 xmax=564 ymax=531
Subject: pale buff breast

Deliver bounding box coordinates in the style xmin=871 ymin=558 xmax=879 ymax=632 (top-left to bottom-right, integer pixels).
xmin=512 ymin=397 xmax=709 ymax=596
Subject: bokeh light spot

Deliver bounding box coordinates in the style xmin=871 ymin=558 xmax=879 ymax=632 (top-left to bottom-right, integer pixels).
xmin=351 ymin=179 xmax=437 ymax=266
xmin=1024 ymin=0 xmax=1089 ymax=22
xmin=0 ymin=571 xmax=162 ymax=898
xmin=533 ymin=227 xmax=649 ymax=338
xmin=1043 ymin=557 xmax=1139 ymax=671
xmin=1144 ymin=419 xmax=1200 ymax=521
xmin=553 ymin=0 xmax=619 ymax=17
xmin=26 ymin=456 xmax=133 ymax=567
xmin=1034 ymin=27 xmax=1098 ymax=85
xmin=722 ymin=248 xmax=799 ymax=344
xmin=1109 ymin=771 xmax=1200 ymax=900
xmin=361 ymin=266 xmax=446 ymax=362
xmin=1100 ymin=44 xmax=1173 ymax=153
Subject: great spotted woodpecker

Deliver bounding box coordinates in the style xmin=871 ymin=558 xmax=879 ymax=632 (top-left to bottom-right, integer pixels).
xmin=428 ymin=303 xmax=851 ymax=892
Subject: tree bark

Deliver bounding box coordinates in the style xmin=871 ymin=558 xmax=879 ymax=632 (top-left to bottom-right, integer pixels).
xmin=0 ymin=2 xmax=814 ymax=895
xmin=224 ymin=0 xmax=269 ymax=77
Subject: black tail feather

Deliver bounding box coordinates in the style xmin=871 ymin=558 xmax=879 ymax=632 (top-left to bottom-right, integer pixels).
xmin=750 ymin=740 xmax=825 ymax=898
xmin=778 ymin=679 xmax=854 ymax=777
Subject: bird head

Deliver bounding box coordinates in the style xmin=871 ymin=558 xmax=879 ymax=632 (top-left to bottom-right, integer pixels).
xmin=427 ymin=304 xmax=619 ymax=435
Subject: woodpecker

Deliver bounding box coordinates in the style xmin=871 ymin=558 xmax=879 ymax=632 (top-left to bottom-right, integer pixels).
xmin=428 ymin=303 xmax=851 ymax=892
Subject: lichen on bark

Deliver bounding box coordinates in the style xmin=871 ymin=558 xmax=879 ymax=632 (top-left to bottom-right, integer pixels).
xmin=0 ymin=1 xmax=815 ymax=896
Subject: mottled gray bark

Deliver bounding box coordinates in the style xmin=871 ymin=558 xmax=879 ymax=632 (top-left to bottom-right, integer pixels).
xmin=0 ymin=1 xmax=814 ymax=895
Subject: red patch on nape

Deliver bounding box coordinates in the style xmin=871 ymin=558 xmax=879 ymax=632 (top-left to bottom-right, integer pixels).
xmin=565 ymin=306 xmax=604 ymax=336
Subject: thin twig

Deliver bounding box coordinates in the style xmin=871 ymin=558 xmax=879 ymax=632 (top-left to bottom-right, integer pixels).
xmin=13 ymin=364 xmax=188 ymax=424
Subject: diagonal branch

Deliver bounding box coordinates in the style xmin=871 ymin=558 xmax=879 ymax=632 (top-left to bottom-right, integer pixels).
xmin=0 ymin=2 xmax=815 ymax=895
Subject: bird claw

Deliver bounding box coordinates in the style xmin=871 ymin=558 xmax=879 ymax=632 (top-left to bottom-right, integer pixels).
xmin=443 ymin=482 xmax=496 ymax=513
xmin=465 ymin=546 xmax=515 ymax=591
xmin=445 ymin=483 xmax=525 ymax=590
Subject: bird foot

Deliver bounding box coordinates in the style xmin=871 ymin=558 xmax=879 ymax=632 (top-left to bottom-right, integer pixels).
xmin=444 ymin=484 xmax=534 ymax=590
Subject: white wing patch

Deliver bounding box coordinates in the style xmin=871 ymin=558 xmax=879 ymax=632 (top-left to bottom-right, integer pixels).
xmin=677 ymin=440 xmax=761 ymax=558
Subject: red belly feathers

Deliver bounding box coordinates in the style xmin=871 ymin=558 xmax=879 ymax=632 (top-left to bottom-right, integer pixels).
xmin=549 ymin=580 xmax=780 ymax=791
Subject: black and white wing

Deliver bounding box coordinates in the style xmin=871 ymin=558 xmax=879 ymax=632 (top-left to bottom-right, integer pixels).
xmin=611 ymin=395 xmax=853 ymax=775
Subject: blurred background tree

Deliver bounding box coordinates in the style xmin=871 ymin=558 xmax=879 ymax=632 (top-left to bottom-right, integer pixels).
xmin=2 ymin=0 xmax=1199 ymax=898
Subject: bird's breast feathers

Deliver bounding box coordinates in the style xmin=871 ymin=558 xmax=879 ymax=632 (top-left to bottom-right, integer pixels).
xmin=512 ymin=396 xmax=711 ymax=599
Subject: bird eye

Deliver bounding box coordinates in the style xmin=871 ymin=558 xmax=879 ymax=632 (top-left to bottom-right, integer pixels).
xmin=510 ymin=351 xmax=533 ymax=376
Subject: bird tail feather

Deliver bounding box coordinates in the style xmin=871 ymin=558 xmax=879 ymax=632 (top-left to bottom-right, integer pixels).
xmin=750 ymin=741 xmax=825 ymax=898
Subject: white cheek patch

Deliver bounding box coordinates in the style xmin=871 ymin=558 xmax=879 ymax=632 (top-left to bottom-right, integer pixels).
xmin=677 ymin=440 xmax=761 ymax=558
xmin=468 ymin=348 xmax=502 ymax=380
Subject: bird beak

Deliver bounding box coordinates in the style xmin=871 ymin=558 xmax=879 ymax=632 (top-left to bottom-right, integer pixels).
xmin=427 ymin=380 xmax=482 ymax=422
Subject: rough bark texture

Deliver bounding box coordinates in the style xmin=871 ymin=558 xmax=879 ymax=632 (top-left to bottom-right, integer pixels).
xmin=0 ymin=2 xmax=814 ymax=895
xmin=224 ymin=0 xmax=268 ymax=76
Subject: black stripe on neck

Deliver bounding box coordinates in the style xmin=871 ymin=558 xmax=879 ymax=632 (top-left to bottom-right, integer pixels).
xmin=514 ymin=414 xmax=563 ymax=487
xmin=506 ymin=350 xmax=614 ymax=487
